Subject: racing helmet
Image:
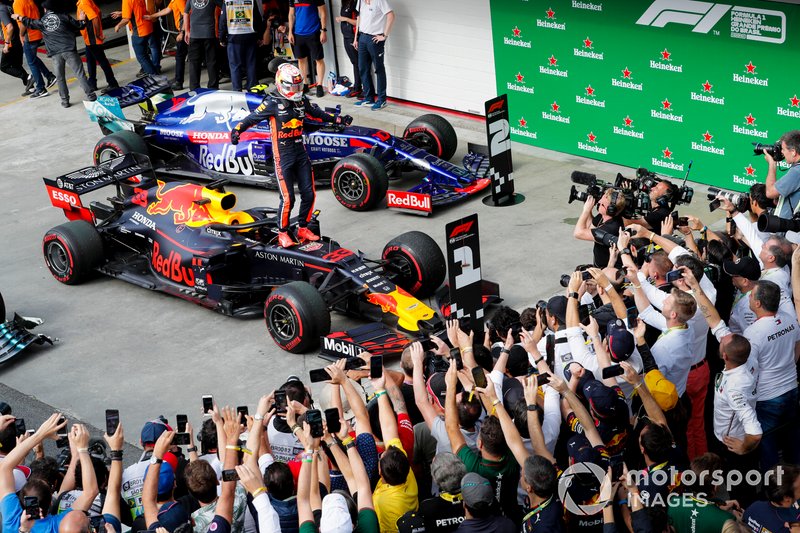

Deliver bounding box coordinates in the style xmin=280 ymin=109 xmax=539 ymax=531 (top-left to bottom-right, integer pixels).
xmin=275 ymin=63 xmax=304 ymax=101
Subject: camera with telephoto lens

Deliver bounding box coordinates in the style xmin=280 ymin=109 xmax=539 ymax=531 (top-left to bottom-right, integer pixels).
xmin=753 ymin=141 xmax=784 ymax=162
xmin=423 ymin=351 xmax=450 ymax=379
xmin=634 ymin=167 xmax=694 ymax=207
xmin=707 ymin=187 xmax=750 ymax=213
xmin=757 ymin=212 xmax=800 ymax=234
xmin=559 ymin=264 xmax=595 ymax=287
xmin=568 ymin=171 xmax=610 ymax=204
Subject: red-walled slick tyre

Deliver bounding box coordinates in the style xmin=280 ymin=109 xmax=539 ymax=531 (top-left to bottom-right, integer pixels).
xmin=330 ymin=153 xmax=388 ymax=211
xmin=382 ymin=231 xmax=446 ymax=298
xmin=403 ymin=114 xmax=458 ymax=161
xmin=93 ymin=131 xmax=149 ymax=164
xmin=43 ymin=221 xmax=104 ymax=285
xmin=264 ymin=281 xmax=330 ymax=353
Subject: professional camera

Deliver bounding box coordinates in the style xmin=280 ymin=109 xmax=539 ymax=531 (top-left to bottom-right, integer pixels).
xmin=559 ymin=264 xmax=595 ymax=287
xmin=423 ymin=351 xmax=450 ymax=378
xmin=568 ymin=171 xmax=648 ymax=219
xmin=753 ymin=141 xmax=784 ymax=162
xmin=634 ymin=167 xmax=695 ymax=207
xmin=707 ymin=187 xmax=750 ymax=213
xmin=757 ymin=212 xmax=800 ymax=233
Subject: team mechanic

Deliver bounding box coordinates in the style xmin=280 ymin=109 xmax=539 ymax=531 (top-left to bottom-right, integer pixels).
xmin=230 ymin=63 xmax=353 ymax=248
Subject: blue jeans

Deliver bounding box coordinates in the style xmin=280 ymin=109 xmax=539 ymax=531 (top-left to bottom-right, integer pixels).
xmin=227 ymin=35 xmax=257 ymax=91
xmin=131 ymin=33 xmax=157 ymax=75
xmin=756 ymin=387 xmax=800 ymax=470
xmin=357 ymin=33 xmax=385 ymax=102
xmin=22 ymin=39 xmax=53 ymax=91
xmin=149 ymin=23 xmax=162 ymax=72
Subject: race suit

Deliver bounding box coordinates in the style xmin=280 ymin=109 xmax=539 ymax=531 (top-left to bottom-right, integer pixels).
xmin=232 ymin=90 xmax=337 ymax=231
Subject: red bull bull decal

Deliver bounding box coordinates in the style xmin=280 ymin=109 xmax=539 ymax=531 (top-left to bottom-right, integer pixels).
xmin=147 ymin=180 xmax=213 ymax=226
xmin=365 ymin=289 xmax=435 ymax=331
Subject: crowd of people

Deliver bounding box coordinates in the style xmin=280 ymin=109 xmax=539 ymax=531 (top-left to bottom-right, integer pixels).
xmin=0 ymin=0 xmax=394 ymax=109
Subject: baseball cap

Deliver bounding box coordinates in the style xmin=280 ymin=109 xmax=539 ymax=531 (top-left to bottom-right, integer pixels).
xmin=607 ymin=319 xmax=635 ymax=362
xmin=155 ymin=500 xmax=190 ymax=532
xmin=396 ymin=511 xmax=426 ymax=533
xmin=643 ymin=369 xmax=679 ymax=411
xmin=723 ymin=257 xmax=760 ymax=281
xmin=546 ymin=296 xmax=568 ymax=326
xmin=501 ymin=376 xmax=524 ymax=411
xmin=582 ymin=379 xmax=621 ymax=419
xmin=567 ymin=433 xmax=602 ymax=465
xmin=144 ymin=461 xmax=176 ymax=497
xmin=461 ymin=472 xmax=494 ymax=510
xmin=141 ymin=416 xmax=172 ymax=445
xmin=426 ymin=372 xmax=463 ymax=410
xmin=506 ymin=345 xmax=529 ymax=377
xmin=319 ymin=493 xmax=353 ymax=533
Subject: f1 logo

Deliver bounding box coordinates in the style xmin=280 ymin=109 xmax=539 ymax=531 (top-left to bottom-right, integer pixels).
xmin=636 ymin=0 xmax=731 ymax=33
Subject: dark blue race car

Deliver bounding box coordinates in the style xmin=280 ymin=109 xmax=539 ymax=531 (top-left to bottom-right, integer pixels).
xmin=84 ymin=77 xmax=491 ymax=216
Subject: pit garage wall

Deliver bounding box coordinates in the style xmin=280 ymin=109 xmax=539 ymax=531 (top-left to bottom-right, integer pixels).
xmin=489 ymin=0 xmax=800 ymax=191
xmin=326 ymin=0 xmax=496 ymax=115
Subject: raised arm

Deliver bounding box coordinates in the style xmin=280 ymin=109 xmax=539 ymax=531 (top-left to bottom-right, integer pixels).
xmin=574 ymin=196 xmax=597 ymax=241
xmin=410 ymin=342 xmax=438 ymax=427
xmin=550 ymin=374 xmax=605 ymax=448
xmin=144 ymin=430 xmax=175 ymax=527
xmin=101 ymin=424 xmax=125 ymax=522
xmin=297 ymin=422 xmax=318 ymax=526
xmin=444 ymin=359 xmax=467 ymax=453
xmin=70 ymin=425 xmax=99 ymax=512
xmin=620 ymin=362 xmax=667 ymax=428
xmin=326 ymin=359 xmax=372 ymax=435
xmin=216 ymin=406 xmax=241 ymax=524
xmin=524 ymin=376 xmax=556 ymax=464
xmin=0 ymin=414 xmax=65 ymax=499
xmin=245 ymin=393 xmax=275 ymax=472
xmin=476 ymin=381 xmax=530 ymax=467
xmin=372 ymin=368 xmax=399 ymax=443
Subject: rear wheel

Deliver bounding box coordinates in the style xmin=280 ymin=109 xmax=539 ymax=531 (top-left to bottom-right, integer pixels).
xmin=264 ymin=281 xmax=330 ymax=353
xmin=93 ymin=131 xmax=148 ymax=164
xmin=403 ymin=114 xmax=458 ymax=161
xmin=382 ymin=231 xmax=446 ymax=298
xmin=330 ymin=153 xmax=388 ymax=211
xmin=42 ymin=221 xmax=104 ymax=285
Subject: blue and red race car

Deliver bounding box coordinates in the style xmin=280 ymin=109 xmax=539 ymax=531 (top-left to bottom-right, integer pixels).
xmin=84 ymin=77 xmax=491 ymax=216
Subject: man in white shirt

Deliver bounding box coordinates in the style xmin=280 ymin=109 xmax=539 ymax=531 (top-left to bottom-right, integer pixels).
xmin=724 ymin=256 xmax=797 ymax=334
xmin=353 ymin=0 xmax=394 ymax=110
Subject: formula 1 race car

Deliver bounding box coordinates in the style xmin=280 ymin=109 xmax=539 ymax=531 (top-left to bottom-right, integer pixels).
xmin=84 ymin=76 xmax=491 ymax=215
xmin=41 ymin=154 xmax=451 ymax=353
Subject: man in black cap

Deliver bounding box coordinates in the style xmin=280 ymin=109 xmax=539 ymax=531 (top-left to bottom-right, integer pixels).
xmin=455 ymin=473 xmax=516 ymax=533
xmin=724 ymin=255 xmax=795 ymax=333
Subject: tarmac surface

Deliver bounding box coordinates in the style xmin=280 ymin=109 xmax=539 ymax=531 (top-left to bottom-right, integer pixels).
xmin=0 ymin=41 xmax=727 ymax=447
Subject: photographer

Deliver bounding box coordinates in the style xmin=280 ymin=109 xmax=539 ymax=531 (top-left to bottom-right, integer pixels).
xmin=573 ymin=189 xmax=626 ymax=268
xmin=624 ymin=178 xmax=677 ymax=234
xmin=765 ymin=130 xmax=800 ymax=219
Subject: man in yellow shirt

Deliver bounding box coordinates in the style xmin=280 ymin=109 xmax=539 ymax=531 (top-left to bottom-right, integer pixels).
xmin=371 ymin=370 xmax=418 ymax=533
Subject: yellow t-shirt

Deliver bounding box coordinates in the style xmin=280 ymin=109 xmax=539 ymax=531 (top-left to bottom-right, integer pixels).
xmin=373 ymin=438 xmax=418 ymax=533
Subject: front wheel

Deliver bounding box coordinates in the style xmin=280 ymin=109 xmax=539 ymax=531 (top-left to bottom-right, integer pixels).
xmin=403 ymin=114 xmax=458 ymax=161
xmin=264 ymin=281 xmax=331 ymax=353
xmin=330 ymin=153 xmax=388 ymax=211
xmin=42 ymin=221 xmax=104 ymax=285
xmin=382 ymin=231 xmax=446 ymax=298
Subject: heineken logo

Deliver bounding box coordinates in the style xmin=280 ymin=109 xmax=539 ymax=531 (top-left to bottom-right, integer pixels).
xmin=571 ymin=1 xmax=602 ymax=10
xmin=543 ymin=102 xmax=570 ymax=124
xmin=538 ymin=7 xmax=566 ymax=29
xmin=504 ymin=26 xmax=532 ymax=47
xmin=652 ymin=147 xmax=684 ymax=171
xmin=574 ymin=37 xmax=603 ymax=59
xmin=691 ymin=131 xmax=724 ymax=155
xmin=507 ymin=72 xmax=533 ymax=94
xmin=611 ymin=70 xmax=642 ymax=91
xmin=511 ymin=123 xmax=538 ymax=139
xmin=733 ymin=62 xmax=768 ymax=86
xmin=579 ymin=132 xmax=607 ymax=154
xmin=540 ymin=55 xmax=568 ymax=77
xmin=613 ymin=116 xmax=642 ymax=139
xmin=651 ymin=98 xmax=683 ymax=122
xmin=776 ymin=95 xmax=800 ymax=118
xmin=732 ymin=174 xmax=757 ymax=186
xmin=690 ymin=80 xmax=723 ymax=104
xmin=733 ymin=114 xmax=768 ymax=139
xmin=649 ymin=48 xmax=682 ymax=72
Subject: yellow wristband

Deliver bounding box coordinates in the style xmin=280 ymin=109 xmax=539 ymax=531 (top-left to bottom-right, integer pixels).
xmin=252 ymin=487 xmax=266 ymax=497
xmin=341 ymin=436 xmax=354 ymax=446
xmin=225 ymin=445 xmax=240 ymax=451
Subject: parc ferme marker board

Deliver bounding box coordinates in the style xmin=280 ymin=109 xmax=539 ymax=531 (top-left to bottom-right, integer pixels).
xmin=490 ymin=0 xmax=797 ymax=192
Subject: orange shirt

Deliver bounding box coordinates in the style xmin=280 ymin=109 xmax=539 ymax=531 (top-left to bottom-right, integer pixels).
xmin=77 ymin=0 xmax=103 ymax=45
xmin=122 ymin=0 xmax=153 ymax=37
xmin=168 ymin=0 xmax=186 ymax=31
xmin=12 ymin=0 xmax=42 ymax=42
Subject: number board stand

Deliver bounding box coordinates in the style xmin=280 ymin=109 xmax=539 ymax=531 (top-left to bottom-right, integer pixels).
xmin=482 ymin=94 xmax=525 ymax=208
xmin=445 ymin=213 xmax=484 ymax=337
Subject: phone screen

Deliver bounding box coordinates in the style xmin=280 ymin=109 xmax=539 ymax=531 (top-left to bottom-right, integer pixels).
xmin=309 ymin=368 xmax=331 ymax=383
xmin=602 ymin=365 xmax=625 ymax=379
xmin=57 ymin=417 xmax=67 ymax=438
xmin=370 ymin=355 xmax=383 ymax=379
xmin=537 ymin=374 xmax=551 ymax=386
xmin=105 ymin=410 xmax=119 ymax=436
xmin=176 ymin=414 xmax=188 ymax=433
xmin=306 ymin=409 xmax=324 ymax=438
xmin=471 ymin=367 xmax=487 ymax=389
xmin=174 ymin=433 xmax=191 ymax=445
xmin=324 ymin=408 xmax=341 ymax=435
xmin=202 ymin=395 xmax=213 ymax=414
xmin=666 ymin=269 xmax=682 ymax=283
xmin=274 ymin=391 xmax=287 ymax=413
xmin=23 ymin=496 xmax=41 ymax=519
xmin=14 ymin=419 xmax=25 ymax=437
xmin=221 ymin=469 xmax=239 ymax=482
xmin=237 ymin=406 xmax=249 ymax=419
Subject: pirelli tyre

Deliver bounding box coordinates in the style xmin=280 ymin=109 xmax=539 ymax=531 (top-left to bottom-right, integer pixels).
xmin=264 ymin=281 xmax=331 ymax=353
xmin=330 ymin=153 xmax=388 ymax=211
xmin=42 ymin=221 xmax=104 ymax=285
xmin=382 ymin=231 xmax=446 ymax=298
xmin=93 ymin=131 xmax=148 ymax=164
xmin=403 ymin=114 xmax=458 ymax=161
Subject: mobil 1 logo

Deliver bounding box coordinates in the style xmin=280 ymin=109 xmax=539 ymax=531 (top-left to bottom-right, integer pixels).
xmin=484 ymin=95 xmax=515 ymax=204
xmin=446 ymin=213 xmax=484 ymax=335
xmin=319 ymin=336 xmax=366 ymax=362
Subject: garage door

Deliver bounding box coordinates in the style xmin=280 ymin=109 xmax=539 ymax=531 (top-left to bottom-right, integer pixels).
xmin=325 ymin=0 xmax=495 ymax=115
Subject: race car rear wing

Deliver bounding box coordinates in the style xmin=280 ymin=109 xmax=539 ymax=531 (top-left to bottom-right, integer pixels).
xmin=85 ymin=75 xmax=172 ymax=133
xmin=43 ymin=153 xmax=154 ymax=222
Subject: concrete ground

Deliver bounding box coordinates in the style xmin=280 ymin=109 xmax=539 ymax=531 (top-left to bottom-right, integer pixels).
xmin=0 ymin=42 xmax=726 ymax=445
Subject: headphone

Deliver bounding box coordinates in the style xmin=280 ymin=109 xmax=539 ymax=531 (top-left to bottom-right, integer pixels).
xmin=655 ymin=183 xmax=675 ymax=209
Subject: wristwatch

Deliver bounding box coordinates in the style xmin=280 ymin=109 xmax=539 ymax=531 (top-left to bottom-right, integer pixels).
xmin=620 ymin=248 xmax=631 ymax=255
xmin=568 ymin=292 xmax=579 ymax=300
xmin=527 ymin=404 xmax=539 ymax=412
xmin=150 ymin=456 xmax=163 ymax=465
xmin=320 ymin=28 xmax=327 ymax=32
xmin=254 ymin=414 xmax=264 ymax=421
xmin=187 ymin=446 xmax=198 ymax=453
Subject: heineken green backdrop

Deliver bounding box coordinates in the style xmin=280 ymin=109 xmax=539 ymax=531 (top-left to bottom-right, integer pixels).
xmin=489 ymin=0 xmax=800 ymax=191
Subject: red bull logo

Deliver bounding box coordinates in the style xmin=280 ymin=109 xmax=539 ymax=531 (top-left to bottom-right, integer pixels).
xmin=365 ymin=288 xmax=435 ymax=331
xmin=284 ymin=118 xmax=303 ymax=130
xmin=366 ymin=292 xmax=399 ymax=314
xmin=147 ymin=180 xmax=212 ymax=226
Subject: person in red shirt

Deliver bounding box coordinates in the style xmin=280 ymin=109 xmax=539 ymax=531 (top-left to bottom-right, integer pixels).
xmin=77 ymin=0 xmax=118 ymax=91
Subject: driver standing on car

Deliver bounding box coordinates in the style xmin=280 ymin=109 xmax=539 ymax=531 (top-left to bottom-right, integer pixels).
xmin=231 ymin=62 xmax=352 ymax=248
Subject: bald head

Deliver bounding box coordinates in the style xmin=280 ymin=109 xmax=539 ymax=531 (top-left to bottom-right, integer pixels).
xmin=59 ymin=510 xmax=90 ymax=533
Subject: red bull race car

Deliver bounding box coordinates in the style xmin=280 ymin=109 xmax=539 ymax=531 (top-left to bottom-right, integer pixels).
xmin=84 ymin=77 xmax=492 ymax=216
xmin=41 ymin=154 xmax=452 ymax=353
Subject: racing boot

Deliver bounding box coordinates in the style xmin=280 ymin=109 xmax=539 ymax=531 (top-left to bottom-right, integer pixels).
xmin=297 ymin=227 xmax=320 ymax=242
xmin=277 ymin=231 xmax=295 ymax=248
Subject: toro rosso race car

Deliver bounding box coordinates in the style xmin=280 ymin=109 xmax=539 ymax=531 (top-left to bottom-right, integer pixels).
xmin=41 ymin=154 xmax=453 ymax=353
xmin=84 ymin=76 xmax=491 ymax=215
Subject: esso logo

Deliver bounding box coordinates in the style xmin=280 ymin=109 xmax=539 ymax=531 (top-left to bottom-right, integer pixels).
xmin=50 ymin=189 xmax=79 ymax=206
